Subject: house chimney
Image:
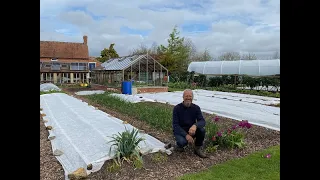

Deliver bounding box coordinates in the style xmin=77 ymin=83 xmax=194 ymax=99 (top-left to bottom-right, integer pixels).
xmin=83 ymin=35 xmax=88 ymax=45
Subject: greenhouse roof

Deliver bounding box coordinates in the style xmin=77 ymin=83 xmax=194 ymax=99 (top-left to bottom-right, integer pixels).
xmin=100 ymin=55 xmax=145 ymax=71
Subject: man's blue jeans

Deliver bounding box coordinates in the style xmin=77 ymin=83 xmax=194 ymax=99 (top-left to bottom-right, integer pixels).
xmin=174 ymin=127 xmax=206 ymax=148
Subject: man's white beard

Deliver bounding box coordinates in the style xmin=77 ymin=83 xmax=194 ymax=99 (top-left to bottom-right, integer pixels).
xmin=184 ymin=101 xmax=192 ymax=107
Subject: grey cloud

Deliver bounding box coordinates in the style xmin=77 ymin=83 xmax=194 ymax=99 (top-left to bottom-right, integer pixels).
xmin=40 ymin=31 xmax=83 ymax=43
xmin=89 ymin=19 xmax=122 ymax=35
xmin=40 ymin=0 xmax=280 ymax=58
xmin=211 ymin=21 xmax=248 ymax=34
xmin=59 ymin=11 xmax=94 ymax=26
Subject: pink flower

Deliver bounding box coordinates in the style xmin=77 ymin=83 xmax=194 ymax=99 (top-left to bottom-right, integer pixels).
xmin=212 ymin=136 xmax=216 ymax=141
xmin=265 ymin=154 xmax=271 ymax=158
xmin=212 ymin=116 xmax=220 ymax=122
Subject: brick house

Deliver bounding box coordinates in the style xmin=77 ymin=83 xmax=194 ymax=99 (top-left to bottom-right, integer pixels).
xmin=40 ymin=35 xmax=99 ymax=84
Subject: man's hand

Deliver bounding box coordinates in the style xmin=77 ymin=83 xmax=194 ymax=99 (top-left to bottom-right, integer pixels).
xmin=186 ymin=134 xmax=194 ymax=144
xmin=188 ymin=125 xmax=197 ymax=136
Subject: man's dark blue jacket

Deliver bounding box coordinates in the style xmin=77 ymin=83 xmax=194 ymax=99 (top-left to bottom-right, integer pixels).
xmin=172 ymin=103 xmax=206 ymax=137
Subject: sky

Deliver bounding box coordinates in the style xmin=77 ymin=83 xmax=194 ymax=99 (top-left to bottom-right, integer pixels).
xmin=40 ymin=0 xmax=280 ymax=59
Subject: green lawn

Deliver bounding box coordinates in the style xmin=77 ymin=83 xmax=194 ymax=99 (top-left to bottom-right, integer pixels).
xmin=178 ymin=145 xmax=280 ymax=180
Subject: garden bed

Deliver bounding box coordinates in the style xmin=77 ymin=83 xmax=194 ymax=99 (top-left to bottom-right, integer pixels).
xmin=46 ymin=89 xmax=280 ymax=180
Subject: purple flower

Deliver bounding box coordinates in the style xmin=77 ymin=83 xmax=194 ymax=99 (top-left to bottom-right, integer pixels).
xmin=265 ymin=154 xmax=271 ymax=158
xmin=239 ymin=120 xmax=251 ymax=128
xmin=232 ymin=125 xmax=237 ymax=130
xmin=212 ymin=116 xmax=220 ymax=122
xmin=217 ymin=131 xmax=222 ymax=137
xmin=246 ymin=123 xmax=252 ymax=129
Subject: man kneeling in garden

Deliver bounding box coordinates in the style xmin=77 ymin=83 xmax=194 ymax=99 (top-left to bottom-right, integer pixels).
xmin=172 ymin=89 xmax=207 ymax=158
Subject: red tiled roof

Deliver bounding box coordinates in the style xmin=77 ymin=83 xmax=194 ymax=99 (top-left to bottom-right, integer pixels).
xmin=40 ymin=36 xmax=89 ymax=59
xmin=89 ymin=57 xmax=102 ymax=67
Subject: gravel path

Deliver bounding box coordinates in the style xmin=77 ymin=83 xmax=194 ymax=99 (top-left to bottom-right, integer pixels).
xmin=40 ymin=114 xmax=64 ymax=180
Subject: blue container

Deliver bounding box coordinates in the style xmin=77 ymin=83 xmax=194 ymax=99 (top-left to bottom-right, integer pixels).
xmin=121 ymin=81 xmax=132 ymax=95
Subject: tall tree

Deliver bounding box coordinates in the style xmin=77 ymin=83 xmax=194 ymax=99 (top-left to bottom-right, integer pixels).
xmin=97 ymin=43 xmax=120 ymax=63
xmin=157 ymin=26 xmax=191 ymax=73
xmin=184 ymin=38 xmax=197 ymax=61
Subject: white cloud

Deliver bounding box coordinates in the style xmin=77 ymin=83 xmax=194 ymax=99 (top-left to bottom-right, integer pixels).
xmin=40 ymin=0 xmax=280 ymax=58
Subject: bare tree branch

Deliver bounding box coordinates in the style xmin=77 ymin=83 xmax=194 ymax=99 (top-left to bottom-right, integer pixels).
xmin=218 ymin=52 xmax=241 ymax=61
xmin=241 ymin=53 xmax=257 ymax=60
xmin=272 ymin=51 xmax=280 ymax=59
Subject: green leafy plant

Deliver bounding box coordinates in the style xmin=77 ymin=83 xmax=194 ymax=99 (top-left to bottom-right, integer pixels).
xmin=205 ymin=115 xmax=250 ymax=150
xmin=205 ymin=116 xmax=220 ymax=144
xmin=108 ymin=126 xmax=145 ymax=168
xmin=106 ymin=161 xmax=121 ymax=172
xmin=211 ymin=120 xmax=251 ymax=149
xmin=151 ymin=152 xmax=168 ymax=163
xmin=216 ymin=130 xmax=245 ymax=149
xmin=205 ymin=145 xmax=219 ymax=153
xmin=88 ymin=94 xmax=173 ymax=131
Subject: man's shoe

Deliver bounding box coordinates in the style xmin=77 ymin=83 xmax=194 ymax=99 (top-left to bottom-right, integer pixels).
xmin=194 ymin=146 xmax=208 ymax=158
xmin=174 ymin=145 xmax=185 ymax=152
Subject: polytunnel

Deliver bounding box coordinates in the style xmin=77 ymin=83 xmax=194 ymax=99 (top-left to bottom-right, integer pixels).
xmin=187 ymin=59 xmax=280 ymax=76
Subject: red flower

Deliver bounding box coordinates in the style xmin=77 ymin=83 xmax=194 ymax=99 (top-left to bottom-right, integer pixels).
xmin=212 ymin=136 xmax=216 ymax=141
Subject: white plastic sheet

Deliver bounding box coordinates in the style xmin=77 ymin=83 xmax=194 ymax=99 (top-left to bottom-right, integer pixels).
xmin=40 ymin=83 xmax=61 ymax=92
xmin=40 ymin=93 xmax=166 ymax=179
xmin=112 ymin=90 xmax=280 ymax=131
xmin=192 ymin=89 xmax=280 ymax=105
xmin=110 ymin=93 xmax=156 ymax=103
xmin=75 ymin=90 xmax=105 ymax=96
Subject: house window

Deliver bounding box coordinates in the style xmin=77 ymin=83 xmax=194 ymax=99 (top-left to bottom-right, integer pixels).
xmin=88 ymin=63 xmax=96 ymax=70
xmin=70 ymin=63 xmax=87 ymax=70
xmin=51 ymin=58 xmax=58 ymax=61
xmin=51 ymin=62 xmax=61 ymax=70
xmin=78 ymin=63 xmax=87 ymax=70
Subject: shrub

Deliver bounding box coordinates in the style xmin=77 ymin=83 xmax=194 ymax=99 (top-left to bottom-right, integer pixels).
xmin=108 ymin=126 xmax=145 ymax=168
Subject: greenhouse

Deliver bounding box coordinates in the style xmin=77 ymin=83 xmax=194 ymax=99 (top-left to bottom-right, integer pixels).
xmin=91 ymin=54 xmax=169 ymax=87
xmin=187 ymin=59 xmax=280 ymax=77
